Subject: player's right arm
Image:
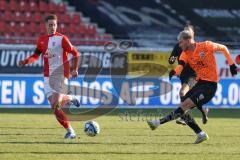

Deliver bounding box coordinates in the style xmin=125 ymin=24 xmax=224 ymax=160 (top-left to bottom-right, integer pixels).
xmin=169 ymin=51 xmax=188 ymax=80
xmin=18 ymin=48 xmax=42 ymax=66
xmin=18 ymin=39 xmax=42 ymax=66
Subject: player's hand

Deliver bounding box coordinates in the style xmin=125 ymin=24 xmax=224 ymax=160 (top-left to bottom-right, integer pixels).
xmin=18 ymin=60 xmax=27 ymax=67
xmin=169 ymin=70 xmax=176 ymax=80
xmin=71 ymin=69 xmax=78 ymax=78
xmin=168 ymin=56 xmax=176 ymax=64
xmin=229 ymin=64 xmax=238 ymax=76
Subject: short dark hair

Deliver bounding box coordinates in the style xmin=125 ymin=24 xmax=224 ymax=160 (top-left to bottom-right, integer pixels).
xmin=44 ymin=14 xmax=58 ymax=22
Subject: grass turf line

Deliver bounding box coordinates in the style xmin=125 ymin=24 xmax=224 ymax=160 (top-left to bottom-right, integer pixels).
xmin=0 ymin=112 xmax=240 ymax=160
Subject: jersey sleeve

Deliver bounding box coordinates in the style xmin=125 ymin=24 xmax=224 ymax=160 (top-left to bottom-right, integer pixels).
xmin=211 ymin=41 xmax=234 ymax=65
xmin=62 ymin=36 xmax=80 ymax=71
xmin=179 ymin=51 xmax=188 ymax=62
xmin=170 ymin=43 xmax=182 ymax=58
xmin=174 ymin=51 xmax=188 ymax=75
xmin=62 ymin=36 xmax=74 ymax=52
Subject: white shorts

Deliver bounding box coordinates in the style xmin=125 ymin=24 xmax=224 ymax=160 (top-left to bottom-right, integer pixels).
xmin=44 ymin=77 xmax=68 ymax=98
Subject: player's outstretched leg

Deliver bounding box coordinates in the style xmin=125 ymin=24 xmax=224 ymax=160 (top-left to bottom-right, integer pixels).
xmin=147 ymin=107 xmax=185 ymax=130
xmin=181 ymin=112 xmax=209 ymax=144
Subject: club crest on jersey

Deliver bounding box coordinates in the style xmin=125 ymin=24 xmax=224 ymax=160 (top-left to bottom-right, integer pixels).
xmin=199 ymin=51 xmax=205 ymax=58
xmin=199 ymin=94 xmax=205 ymax=100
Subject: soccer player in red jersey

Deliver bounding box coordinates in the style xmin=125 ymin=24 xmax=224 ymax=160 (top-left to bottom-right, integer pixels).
xmin=19 ymin=14 xmax=80 ymax=139
xmin=148 ymin=29 xmax=238 ymax=144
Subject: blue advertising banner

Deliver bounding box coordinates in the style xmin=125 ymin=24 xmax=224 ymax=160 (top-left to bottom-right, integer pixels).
xmin=0 ymin=75 xmax=239 ymax=108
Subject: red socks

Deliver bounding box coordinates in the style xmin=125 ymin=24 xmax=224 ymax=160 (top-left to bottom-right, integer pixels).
xmin=53 ymin=107 xmax=69 ymax=129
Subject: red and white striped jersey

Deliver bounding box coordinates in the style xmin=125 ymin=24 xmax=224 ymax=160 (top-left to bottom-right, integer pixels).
xmin=25 ymin=32 xmax=79 ymax=78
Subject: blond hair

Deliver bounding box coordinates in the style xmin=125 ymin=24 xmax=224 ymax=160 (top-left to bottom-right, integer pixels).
xmin=177 ymin=30 xmax=193 ymax=41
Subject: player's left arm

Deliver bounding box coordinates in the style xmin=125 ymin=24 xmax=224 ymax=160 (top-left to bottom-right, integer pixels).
xmin=169 ymin=51 xmax=188 ymax=80
xmin=168 ymin=43 xmax=181 ymax=64
xmin=212 ymin=42 xmax=238 ymax=76
xmin=62 ymin=36 xmax=80 ymax=78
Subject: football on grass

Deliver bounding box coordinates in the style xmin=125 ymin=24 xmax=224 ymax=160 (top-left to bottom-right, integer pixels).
xmin=84 ymin=121 xmax=100 ymax=137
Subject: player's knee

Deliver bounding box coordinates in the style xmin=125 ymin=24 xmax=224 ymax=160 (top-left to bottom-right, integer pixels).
xmin=48 ymin=94 xmax=61 ymax=110
xmin=179 ymin=88 xmax=187 ymax=98
xmin=180 ymin=98 xmax=196 ymax=111
xmin=50 ymin=101 xmax=58 ymax=110
xmin=179 ymin=90 xmax=185 ymax=98
xmin=179 ymin=84 xmax=189 ymax=97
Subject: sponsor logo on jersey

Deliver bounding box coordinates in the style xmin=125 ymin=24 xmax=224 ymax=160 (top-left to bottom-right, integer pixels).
xmin=199 ymin=51 xmax=205 ymax=58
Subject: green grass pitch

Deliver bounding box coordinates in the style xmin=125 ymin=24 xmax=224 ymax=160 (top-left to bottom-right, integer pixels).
xmin=0 ymin=109 xmax=240 ymax=160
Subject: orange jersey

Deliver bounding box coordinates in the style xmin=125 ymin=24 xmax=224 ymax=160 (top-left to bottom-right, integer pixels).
xmin=175 ymin=41 xmax=234 ymax=82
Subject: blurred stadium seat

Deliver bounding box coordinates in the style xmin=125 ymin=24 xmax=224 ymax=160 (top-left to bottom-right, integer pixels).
xmin=2 ymin=0 xmax=239 ymax=48
xmin=0 ymin=0 xmax=112 ymax=45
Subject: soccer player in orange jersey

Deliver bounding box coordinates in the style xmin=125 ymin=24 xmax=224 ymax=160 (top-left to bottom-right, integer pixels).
xmin=148 ymin=29 xmax=238 ymax=144
xmin=18 ymin=14 xmax=80 ymax=139
xmin=169 ymin=24 xmax=209 ymax=125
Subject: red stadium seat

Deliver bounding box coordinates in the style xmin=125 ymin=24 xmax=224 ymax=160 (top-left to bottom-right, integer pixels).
xmin=39 ymin=1 xmax=48 ymax=13
xmin=59 ymin=14 xmax=71 ymax=24
xmin=58 ymin=2 xmax=67 ymax=13
xmin=9 ymin=0 xmax=17 ymax=11
xmin=69 ymin=24 xmax=77 ymax=35
xmin=14 ymin=12 xmax=22 ymax=22
xmin=30 ymin=22 xmax=38 ymax=33
xmin=40 ymin=23 xmax=46 ymax=35
xmin=0 ymin=0 xmax=113 ymax=45
xmin=3 ymin=33 xmax=13 ymax=44
xmin=0 ymin=0 xmax=7 ymax=11
xmin=24 ymin=12 xmax=32 ymax=22
xmin=48 ymin=2 xmax=58 ymax=13
xmin=0 ymin=22 xmax=5 ymax=34
xmin=86 ymin=25 xmax=97 ymax=36
xmin=34 ymin=12 xmax=42 ymax=23
xmin=9 ymin=22 xmax=17 ymax=34
xmin=20 ymin=1 xmax=30 ymax=12
xmin=72 ymin=13 xmax=81 ymax=24
xmin=19 ymin=22 xmax=27 ymax=33
xmin=78 ymin=24 xmax=86 ymax=35
xmin=29 ymin=1 xmax=38 ymax=12
xmin=59 ymin=23 xmax=67 ymax=34
xmin=4 ymin=11 xmax=12 ymax=22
